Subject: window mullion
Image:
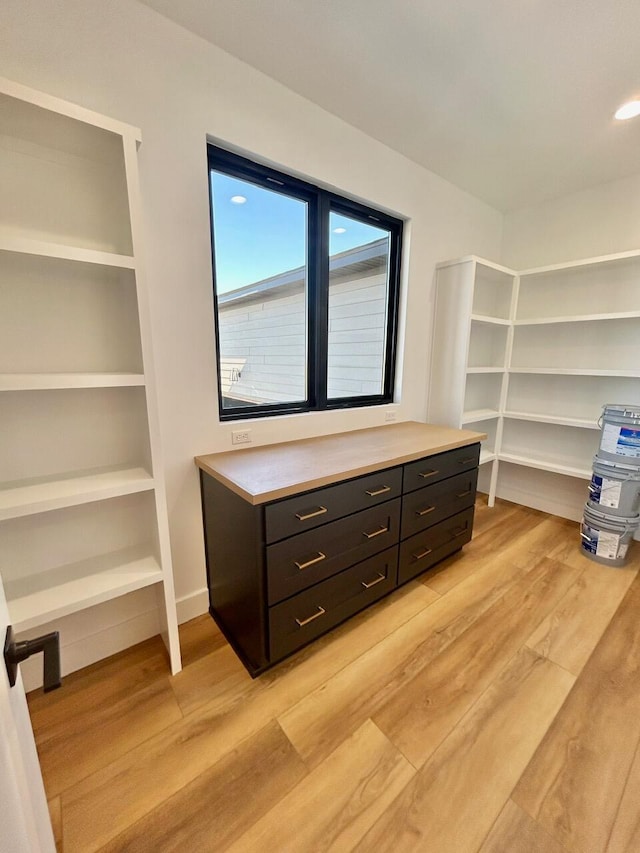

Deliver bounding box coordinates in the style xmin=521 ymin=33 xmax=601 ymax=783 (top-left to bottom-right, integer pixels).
xmin=310 ymin=193 xmax=330 ymax=409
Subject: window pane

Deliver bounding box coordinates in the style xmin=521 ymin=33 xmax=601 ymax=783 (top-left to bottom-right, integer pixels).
xmin=211 ymin=172 xmax=308 ymax=410
xmin=327 ymin=212 xmax=391 ymax=399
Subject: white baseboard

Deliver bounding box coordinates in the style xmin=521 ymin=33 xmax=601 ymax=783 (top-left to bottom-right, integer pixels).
xmin=494 ymin=482 xmax=582 ymax=523
xmin=493 ymin=480 xmax=640 ymax=541
xmin=22 ymin=606 xmax=160 ymax=693
xmin=176 ymin=587 xmax=209 ymax=624
xmin=21 ymin=586 xmax=211 ymax=693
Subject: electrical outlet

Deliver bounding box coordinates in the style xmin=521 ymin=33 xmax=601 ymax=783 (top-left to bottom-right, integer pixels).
xmin=231 ymin=429 xmax=252 ymax=446
xmin=384 ymin=411 xmax=397 ymax=422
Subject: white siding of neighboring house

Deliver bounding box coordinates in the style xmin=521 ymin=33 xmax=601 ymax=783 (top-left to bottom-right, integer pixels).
xmin=219 ymin=268 xmax=386 ymax=405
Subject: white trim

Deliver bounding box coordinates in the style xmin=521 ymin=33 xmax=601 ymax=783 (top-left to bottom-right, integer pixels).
xmin=176 ymin=587 xmax=210 ymax=624
xmin=20 ymin=607 xmax=160 ymax=693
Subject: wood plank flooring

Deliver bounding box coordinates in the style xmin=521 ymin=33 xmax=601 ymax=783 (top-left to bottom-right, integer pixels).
xmin=27 ymin=496 xmax=640 ymax=852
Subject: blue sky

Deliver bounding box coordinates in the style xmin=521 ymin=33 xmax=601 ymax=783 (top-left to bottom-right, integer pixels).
xmin=211 ymin=172 xmax=388 ymax=293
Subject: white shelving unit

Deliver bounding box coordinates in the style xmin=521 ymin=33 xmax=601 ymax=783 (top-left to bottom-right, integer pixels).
xmin=429 ymin=251 xmax=640 ymax=526
xmin=0 ymin=78 xmax=181 ymax=676
xmin=429 ymin=257 xmax=517 ymax=505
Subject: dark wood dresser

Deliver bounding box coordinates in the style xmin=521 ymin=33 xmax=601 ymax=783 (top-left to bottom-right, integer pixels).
xmin=195 ymin=421 xmax=485 ymax=676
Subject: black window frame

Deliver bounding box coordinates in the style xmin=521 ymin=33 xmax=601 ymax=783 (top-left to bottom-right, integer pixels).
xmin=207 ymin=144 xmax=403 ymax=421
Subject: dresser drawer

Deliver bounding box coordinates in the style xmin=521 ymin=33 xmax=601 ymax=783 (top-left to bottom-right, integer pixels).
xmin=401 ymin=469 xmax=477 ymax=540
xmin=267 ymin=499 xmax=400 ymax=605
xmin=398 ymin=507 xmax=474 ymax=585
xmin=265 ymin=467 xmax=402 ymax=544
xmin=269 ymin=547 xmax=398 ymax=661
xmin=403 ymin=444 xmax=480 ymax=494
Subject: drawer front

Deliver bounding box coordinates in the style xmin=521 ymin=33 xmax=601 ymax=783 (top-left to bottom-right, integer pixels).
xmin=401 ymin=469 xmax=477 ymax=540
xmin=403 ymin=443 xmax=480 ymax=494
xmin=398 ymin=507 xmax=474 ymax=585
xmin=267 ymin=499 xmax=400 ymax=605
xmin=265 ymin=466 xmax=402 ymax=544
xmin=269 ymin=547 xmax=398 ymax=662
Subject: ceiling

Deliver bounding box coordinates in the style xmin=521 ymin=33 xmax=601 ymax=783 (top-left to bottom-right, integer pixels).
xmin=140 ymin=0 xmax=640 ymax=212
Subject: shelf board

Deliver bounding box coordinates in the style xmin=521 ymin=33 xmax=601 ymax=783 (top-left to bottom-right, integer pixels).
xmin=499 ymin=452 xmax=591 ymax=480
xmin=509 ymin=367 xmax=640 ymax=378
xmin=520 ymin=249 xmax=640 ymax=278
xmin=470 ymin=314 xmax=511 ymax=326
xmin=0 ymin=466 xmax=155 ymax=521
xmin=0 ymin=373 xmax=145 ymax=391
xmin=5 ymin=547 xmax=163 ymax=632
xmin=436 ymin=255 xmax=517 ymax=277
xmin=0 ymin=233 xmax=136 ymax=269
xmin=479 ymin=449 xmax=496 ymax=465
xmin=462 ymin=409 xmax=501 ymax=424
xmin=503 ymin=411 xmax=599 ymax=430
xmin=514 ymin=311 xmax=640 ymax=326
xmin=466 ymin=367 xmax=506 ymax=374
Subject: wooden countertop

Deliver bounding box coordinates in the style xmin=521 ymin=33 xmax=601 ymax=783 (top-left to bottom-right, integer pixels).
xmin=195 ymin=421 xmax=486 ymax=505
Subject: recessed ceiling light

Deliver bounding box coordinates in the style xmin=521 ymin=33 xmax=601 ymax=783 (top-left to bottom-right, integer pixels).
xmin=614 ymin=100 xmax=640 ymax=120
xmin=333 ymin=227 xmax=347 ymax=234
xmin=230 ymin=195 xmax=247 ymax=204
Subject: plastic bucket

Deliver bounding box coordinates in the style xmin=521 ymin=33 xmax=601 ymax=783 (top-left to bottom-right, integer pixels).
xmin=588 ymin=454 xmax=640 ymax=517
xmin=580 ymin=503 xmax=639 ymax=567
xmin=598 ymin=404 xmax=640 ymax=464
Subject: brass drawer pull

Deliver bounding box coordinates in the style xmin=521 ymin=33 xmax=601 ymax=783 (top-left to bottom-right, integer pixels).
xmin=416 ymin=505 xmax=435 ymax=517
xmin=418 ymin=469 xmax=439 ymax=479
xmin=294 ymin=552 xmax=326 ymax=571
xmin=451 ymin=525 xmax=469 ymax=539
xmin=456 ymin=489 xmax=472 ymax=498
xmin=412 ymin=547 xmax=433 ymax=561
xmin=365 ymin=485 xmax=392 ymax=497
xmin=295 ymin=506 xmax=328 ymax=521
xmin=363 ymin=524 xmax=389 ymax=539
xmin=458 ymin=457 xmax=476 ymax=465
xmin=361 ymin=572 xmax=386 ymax=589
xmin=295 ymin=606 xmax=326 ymax=627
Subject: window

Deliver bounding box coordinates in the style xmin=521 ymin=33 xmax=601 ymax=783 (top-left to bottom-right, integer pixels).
xmin=208 ymin=145 xmax=403 ymax=420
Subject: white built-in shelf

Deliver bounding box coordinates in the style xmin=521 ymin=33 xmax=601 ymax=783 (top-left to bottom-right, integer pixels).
xmin=480 ymin=449 xmax=497 ymax=465
xmin=431 ymin=249 xmax=640 ymax=519
xmin=0 ymin=466 xmax=155 ymax=521
xmin=509 ymin=367 xmax=640 ymax=378
xmin=503 ymin=411 xmax=599 ymax=430
xmin=470 ymin=314 xmax=512 ymax=326
xmin=5 ymin=547 xmax=163 ymax=632
xmin=514 ymin=311 xmax=640 ymax=326
xmin=0 ymin=77 xmax=181 ymax=681
xmin=0 ymin=233 xmax=136 ymax=270
xmin=462 ymin=409 xmax=500 ymax=424
xmin=0 ymin=373 xmax=145 ymax=391
xmin=499 ymin=452 xmax=592 ymax=480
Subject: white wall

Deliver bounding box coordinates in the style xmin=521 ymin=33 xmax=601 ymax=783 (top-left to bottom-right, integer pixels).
xmin=502 ymin=172 xmax=640 ymax=269
xmin=0 ymin=0 xmax=503 ymax=662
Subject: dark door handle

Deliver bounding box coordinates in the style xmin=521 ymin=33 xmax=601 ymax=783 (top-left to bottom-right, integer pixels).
xmin=4 ymin=626 xmax=61 ymax=693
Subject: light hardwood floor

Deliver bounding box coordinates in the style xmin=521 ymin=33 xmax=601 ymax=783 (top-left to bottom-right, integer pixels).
xmin=27 ymin=496 xmax=640 ymax=853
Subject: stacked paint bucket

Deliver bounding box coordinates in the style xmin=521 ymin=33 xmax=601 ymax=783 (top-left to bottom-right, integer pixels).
xmin=581 ymin=404 xmax=640 ymax=566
